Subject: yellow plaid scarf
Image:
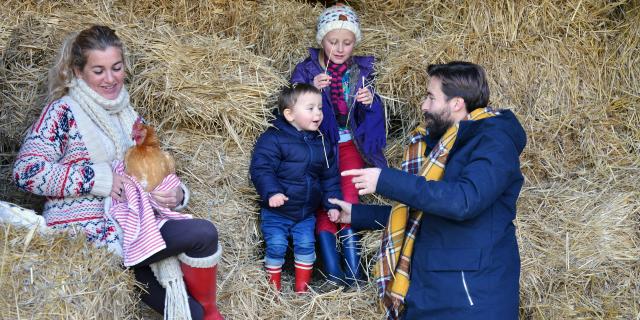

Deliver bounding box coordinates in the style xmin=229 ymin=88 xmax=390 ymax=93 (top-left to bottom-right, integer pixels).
xmin=374 ymin=107 xmax=498 ymax=319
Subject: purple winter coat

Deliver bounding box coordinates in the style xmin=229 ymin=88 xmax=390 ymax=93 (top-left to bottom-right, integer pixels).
xmin=290 ymin=48 xmax=388 ymax=168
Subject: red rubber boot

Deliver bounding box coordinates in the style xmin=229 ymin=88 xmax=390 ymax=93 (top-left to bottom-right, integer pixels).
xmin=294 ymin=261 xmax=313 ymax=293
xmin=179 ymin=248 xmax=224 ymax=320
xmin=266 ymin=265 xmax=282 ymax=291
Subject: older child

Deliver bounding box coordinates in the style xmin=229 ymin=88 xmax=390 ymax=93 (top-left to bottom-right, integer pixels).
xmin=250 ymin=83 xmax=342 ymax=293
xmin=290 ymin=4 xmax=387 ymax=287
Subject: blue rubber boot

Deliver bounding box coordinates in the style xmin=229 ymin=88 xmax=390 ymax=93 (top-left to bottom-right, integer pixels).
xmin=338 ymin=227 xmax=362 ymax=287
xmin=317 ymin=231 xmax=347 ymax=286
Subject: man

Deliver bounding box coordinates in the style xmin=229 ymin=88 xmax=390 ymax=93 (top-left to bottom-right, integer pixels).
xmin=328 ymin=61 xmax=526 ymax=319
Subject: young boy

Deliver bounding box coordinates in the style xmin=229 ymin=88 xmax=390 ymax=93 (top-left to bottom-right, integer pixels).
xmin=250 ymin=83 xmax=342 ymax=293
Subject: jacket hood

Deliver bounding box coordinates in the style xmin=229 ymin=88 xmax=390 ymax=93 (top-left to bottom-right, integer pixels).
xmin=458 ymin=109 xmax=527 ymax=155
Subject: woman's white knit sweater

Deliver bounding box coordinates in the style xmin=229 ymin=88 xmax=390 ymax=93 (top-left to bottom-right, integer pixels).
xmin=13 ymin=79 xmax=138 ymax=248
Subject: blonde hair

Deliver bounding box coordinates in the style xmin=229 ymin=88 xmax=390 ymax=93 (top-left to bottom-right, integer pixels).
xmin=47 ymin=25 xmax=124 ymax=103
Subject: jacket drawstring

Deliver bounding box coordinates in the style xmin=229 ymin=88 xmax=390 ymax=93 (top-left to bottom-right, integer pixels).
xmin=318 ymin=130 xmax=330 ymax=169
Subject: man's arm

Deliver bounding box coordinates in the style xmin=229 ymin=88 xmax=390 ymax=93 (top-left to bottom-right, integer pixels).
xmin=351 ymin=204 xmax=392 ymax=230
xmin=377 ymin=132 xmax=521 ymax=221
xmin=328 ymin=198 xmax=391 ymax=231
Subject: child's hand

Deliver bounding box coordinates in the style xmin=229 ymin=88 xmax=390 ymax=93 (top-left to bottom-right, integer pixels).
xmin=327 ymin=208 xmax=341 ymax=222
xmin=327 ymin=198 xmax=352 ymax=224
xmin=355 ymin=87 xmax=373 ymax=105
xmin=313 ymin=73 xmax=331 ymax=90
xmin=268 ymin=193 xmax=289 ymax=207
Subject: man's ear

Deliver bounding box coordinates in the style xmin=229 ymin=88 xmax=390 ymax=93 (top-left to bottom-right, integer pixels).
xmin=452 ymin=97 xmax=466 ymax=112
xmin=282 ymin=108 xmax=295 ymax=122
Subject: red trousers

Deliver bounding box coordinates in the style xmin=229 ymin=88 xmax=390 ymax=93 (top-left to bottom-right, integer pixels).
xmin=316 ymin=140 xmax=365 ymax=234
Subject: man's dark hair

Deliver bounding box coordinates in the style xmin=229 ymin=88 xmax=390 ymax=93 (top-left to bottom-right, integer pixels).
xmin=427 ymin=61 xmax=490 ymax=112
xmin=277 ymin=83 xmax=322 ymax=114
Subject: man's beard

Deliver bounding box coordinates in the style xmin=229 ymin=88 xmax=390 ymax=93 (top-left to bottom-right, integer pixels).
xmin=423 ymin=110 xmax=453 ymax=139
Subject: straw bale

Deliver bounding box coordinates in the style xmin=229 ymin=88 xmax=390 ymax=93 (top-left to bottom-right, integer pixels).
xmin=124 ymin=29 xmax=287 ymax=147
xmin=113 ymin=0 xmax=244 ymax=36
xmin=517 ymin=173 xmax=640 ymax=318
xmin=0 ymin=15 xmax=71 ymax=148
xmin=0 ymin=5 xmax=287 ymax=149
xmin=113 ymin=0 xmax=318 ymax=74
xmin=0 ymin=224 xmax=139 ymax=319
xmin=1 ymin=0 xmax=639 ymax=319
xmin=229 ymin=0 xmax=321 ymax=74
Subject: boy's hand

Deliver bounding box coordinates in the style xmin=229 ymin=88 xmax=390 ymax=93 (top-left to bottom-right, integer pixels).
xmin=355 ymin=87 xmax=373 ymax=105
xmin=313 ymin=73 xmax=331 ymax=90
xmin=327 ymin=208 xmax=341 ymax=222
xmin=268 ymin=193 xmax=289 ymax=207
xmin=327 ymin=198 xmax=352 ymax=224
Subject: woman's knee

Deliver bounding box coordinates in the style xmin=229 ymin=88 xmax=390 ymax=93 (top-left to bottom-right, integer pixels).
xmin=193 ymin=219 xmax=218 ymax=243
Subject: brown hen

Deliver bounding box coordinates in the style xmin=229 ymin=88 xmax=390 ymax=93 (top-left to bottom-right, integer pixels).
xmin=124 ymin=119 xmax=175 ymax=192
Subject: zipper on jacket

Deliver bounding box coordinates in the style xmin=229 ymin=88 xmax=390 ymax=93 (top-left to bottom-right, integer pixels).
xmin=304 ymin=135 xmax=313 ymax=218
xmin=461 ymin=271 xmax=474 ymax=306
xmin=318 ymin=131 xmax=330 ymax=168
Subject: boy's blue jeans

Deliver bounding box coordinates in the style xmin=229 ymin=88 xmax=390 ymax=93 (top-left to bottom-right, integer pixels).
xmin=260 ymin=208 xmax=316 ymax=267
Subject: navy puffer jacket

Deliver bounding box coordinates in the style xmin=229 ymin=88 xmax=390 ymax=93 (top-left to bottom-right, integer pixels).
xmin=250 ymin=116 xmax=342 ymax=221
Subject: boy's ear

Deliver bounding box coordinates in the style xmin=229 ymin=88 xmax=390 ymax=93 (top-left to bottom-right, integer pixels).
xmin=283 ymin=108 xmax=295 ymax=122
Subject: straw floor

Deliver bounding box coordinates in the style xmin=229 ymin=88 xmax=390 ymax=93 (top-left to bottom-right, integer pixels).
xmin=0 ymin=0 xmax=638 ymax=319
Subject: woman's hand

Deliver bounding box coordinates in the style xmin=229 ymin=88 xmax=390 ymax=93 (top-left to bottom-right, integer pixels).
xmin=151 ymin=186 xmax=184 ymax=209
xmin=355 ymin=87 xmax=373 ymax=105
xmin=111 ymin=174 xmax=133 ymax=202
xmin=327 ymin=198 xmax=352 ymax=224
xmin=313 ymin=73 xmax=331 ymax=90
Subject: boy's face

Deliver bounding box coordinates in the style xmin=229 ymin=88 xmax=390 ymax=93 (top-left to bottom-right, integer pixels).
xmin=322 ymin=29 xmax=356 ymax=65
xmin=284 ymin=92 xmax=323 ymax=131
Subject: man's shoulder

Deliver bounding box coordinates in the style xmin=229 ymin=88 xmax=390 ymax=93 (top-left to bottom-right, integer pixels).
xmin=465 ymin=109 xmax=527 ymax=153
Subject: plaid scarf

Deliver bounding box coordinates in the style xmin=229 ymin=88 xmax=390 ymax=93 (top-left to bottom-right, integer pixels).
xmin=327 ymin=61 xmax=349 ymax=125
xmin=374 ymin=107 xmax=499 ymax=319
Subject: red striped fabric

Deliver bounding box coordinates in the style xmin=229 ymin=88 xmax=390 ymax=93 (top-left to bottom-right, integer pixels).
xmin=108 ymin=161 xmax=191 ymax=266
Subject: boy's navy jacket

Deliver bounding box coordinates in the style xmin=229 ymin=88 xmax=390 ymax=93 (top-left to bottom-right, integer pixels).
xmin=250 ymin=116 xmax=342 ymax=221
xmin=290 ymin=48 xmax=387 ymax=168
xmin=352 ymin=110 xmax=526 ymax=319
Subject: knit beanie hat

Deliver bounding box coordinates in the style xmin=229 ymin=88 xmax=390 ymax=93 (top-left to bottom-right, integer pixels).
xmin=316 ymin=4 xmax=362 ymax=45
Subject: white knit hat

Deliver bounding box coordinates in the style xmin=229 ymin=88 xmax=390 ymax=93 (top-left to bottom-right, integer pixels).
xmin=316 ymin=4 xmax=362 ymax=45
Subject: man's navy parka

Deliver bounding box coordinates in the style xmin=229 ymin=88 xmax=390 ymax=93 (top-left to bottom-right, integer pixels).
xmin=353 ymin=110 xmax=526 ymax=319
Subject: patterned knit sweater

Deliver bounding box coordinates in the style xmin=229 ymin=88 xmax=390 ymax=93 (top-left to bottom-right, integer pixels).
xmin=13 ymin=95 xmax=136 ymax=249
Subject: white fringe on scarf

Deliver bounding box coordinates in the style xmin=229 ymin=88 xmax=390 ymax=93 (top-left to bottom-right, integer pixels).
xmin=150 ymin=257 xmax=192 ymax=320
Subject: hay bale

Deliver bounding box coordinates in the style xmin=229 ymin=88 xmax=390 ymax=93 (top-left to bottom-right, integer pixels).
xmin=1 ymin=0 xmax=639 ymax=319
xmin=0 ymin=224 xmax=139 ymax=319
xmin=114 ymin=0 xmax=319 ymax=75
xmin=517 ymin=174 xmax=640 ymax=318
xmin=123 ymin=28 xmax=287 ymax=147
xmin=0 ymin=15 xmax=70 ymax=148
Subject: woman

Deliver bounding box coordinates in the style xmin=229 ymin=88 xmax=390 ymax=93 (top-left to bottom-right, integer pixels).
xmin=13 ymin=25 xmax=223 ymax=320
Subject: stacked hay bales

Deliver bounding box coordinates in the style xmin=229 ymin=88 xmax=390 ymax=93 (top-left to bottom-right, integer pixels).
xmin=0 ymin=224 xmax=139 ymax=319
xmin=0 ymin=0 xmax=638 ymax=319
